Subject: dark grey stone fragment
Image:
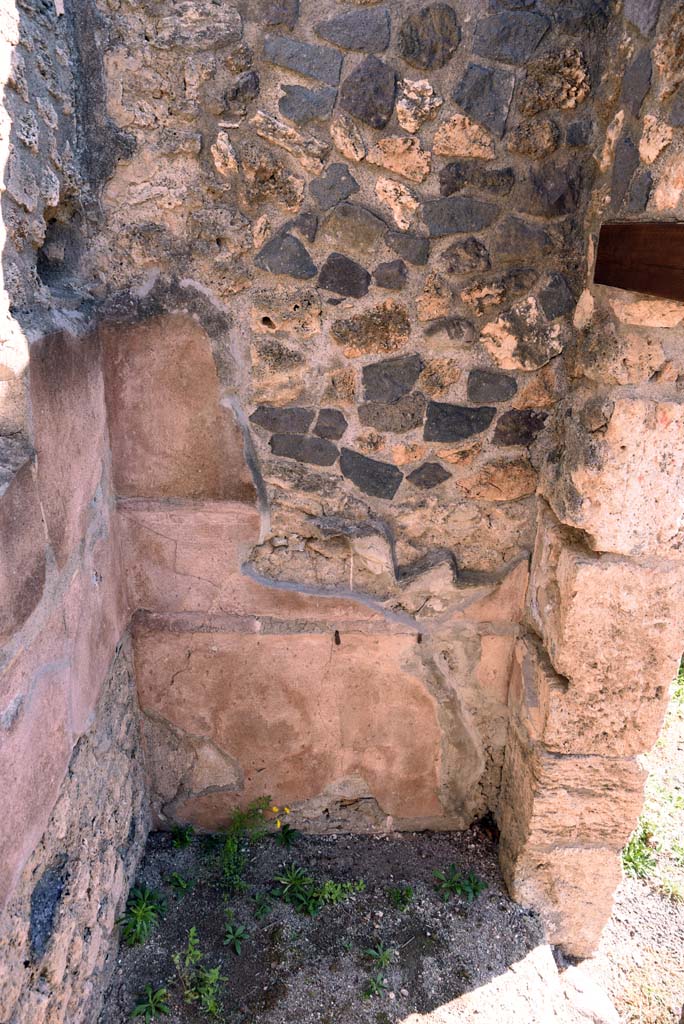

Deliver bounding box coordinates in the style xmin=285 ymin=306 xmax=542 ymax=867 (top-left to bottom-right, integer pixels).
xmin=423 ymin=317 xmax=475 ymax=343
xmin=526 ymin=160 xmax=582 ymax=217
xmin=279 ymin=84 xmax=337 ymax=125
xmin=226 ymin=69 xmax=260 ymax=104
xmin=322 ymin=203 xmax=388 ymax=253
xmin=316 ymin=8 xmax=390 ymax=53
xmin=397 ymin=4 xmax=461 ymax=70
xmin=340 ymin=448 xmax=403 ymax=499
xmin=285 ymin=210 xmax=319 ymax=242
xmin=538 ymin=273 xmax=575 ymax=320
xmin=624 ymin=0 xmax=662 ymax=36
xmin=490 ymin=216 xmax=553 ymax=265
xmin=566 ymin=119 xmax=593 ymax=147
xmin=552 ymin=0 xmax=610 ymax=32
xmin=318 ymin=252 xmax=371 ymax=297
xmin=314 ymin=408 xmax=348 ymax=440
xmin=359 ymin=393 xmax=426 ymax=433
xmin=422 ymin=196 xmax=499 ymax=237
xmin=407 ymin=462 xmax=452 ymax=489
xmin=385 ymin=230 xmax=430 ymax=265
xmin=441 ymin=237 xmax=490 ymax=275
xmin=250 ymin=405 xmax=315 ymax=433
xmin=310 ymin=163 xmax=360 ymax=211
xmin=424 ymin=402 xmax=496 ymax=442
xmin=621 ymin=50 xmax=652 ymax=118
xmin=363 ymin=353 xmax=424 ymax=403
xmin=262 ymin=0 xmax=299 ymax=30
xmin=439 ymin=161 xmax=515 ymax=198
xmin=493 ymin=409 xmax=547 ymax=447
xmin=339 ymin=56 xmax=396 ymax=129
xmin=373 ymin=260 xmax=408 ymax=290
xmin=467 ymin=370 xmax=517 ymax=404
xmin=671 ymin=83 xmax=684 ymax=127
xmin=453 ymin=63 xmax=515 ymax=138
xmin=473 ymin=11 xmax=549 ymax=64
xmin=255 ymin=233 xmax=317 ymax=279
xmin=626 ymin=170 xmax=653 ymax=214
xmin=30 ymin=862 xmax=66 ymax=960
xmin=264 ymin=35 xmax=343 ymax=86
xmin=610 ymin=136 xmax=639 ymax=213
xmin=270 ymin=433 xmax=339 ymax=465
xmin=490 ymin=0 xmax=537 ymax=8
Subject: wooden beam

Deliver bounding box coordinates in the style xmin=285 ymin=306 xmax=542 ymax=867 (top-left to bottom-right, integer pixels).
xmin=594 ymin=221 xmax=684 ymax=302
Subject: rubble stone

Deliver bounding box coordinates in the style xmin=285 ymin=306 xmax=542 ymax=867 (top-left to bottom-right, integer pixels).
xmin=397 ymin=4 xmax=461 ymax=70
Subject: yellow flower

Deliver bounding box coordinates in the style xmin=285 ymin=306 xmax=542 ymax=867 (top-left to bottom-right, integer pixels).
xmin=276 ymin=818 xmax=282 ymax=829
xmin=284 ymin=807 xmax=291 ymax=815
xmin=271 ymin=805 xmax=279 ymax=813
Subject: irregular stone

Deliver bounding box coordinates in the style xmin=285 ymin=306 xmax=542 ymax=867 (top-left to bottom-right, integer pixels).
xmin=373 ymin=260 xmax=408 ymax=290
xmin=363 ymin=353 xmax=424 ymax=403
xmin=284 ymin=210 xmax=319 ymax=243
xmin=407 ymin=462 xmax=452 ymax=489
xmin=270 ymin=433 xmax=339 ymax=465
xmin=518 ymin=49 xmax=590 ymax=116
xmin=439 ymin=161 xmax=514 ymax=198
xmin=493 ymin=409 xmax=547 ymax=446
xmin=423 ymin=402 xmax=496 ymax=442
xmin=396 ymin=78 xmax=443 ymax=133
xmin=621 ymin=49 xmax=652 ymax=117
xmin=211 ymin=131 xmax=238 ymax=176
xmin=309 ymin=163 xmax=359 ymax=211
xmin=368 ymin=137 xmax=431 ymax=183
xmin=255 ymin=232 xmax=317 ymax=278
xmin=30 ymin=863 xmax=66 ymax=960
xmin=473 ymin=12 xmax=550 ymax=64
xmin=625 ymin=169 xmax=653 ymax=213
xmin=422 ymin=196 xmax=499 ymax=237
xmin=418 ymin=358 xmax=461 ymax=395
xmin=639 ymin=114 xmax=672 ymax=165
xmin=263 ymin=34 xmax=343 ymax=86
xmin=226 ymin=69 xmax=261 ymax=109
xmin=416 ymin=272 xmax=453 ymax=322
xmin=481 ymin=297 xmax=567 ymax=371
xmin=330 ymin=114 xmax=367 ymax=162
xmin=340 ymin=448 xmax=403 ymax=498
xmin=507 ymin=119 xmax=559 ymax=159
xmin=386 ymin=230 xmax=430 ymax=265
xmin=262 ymin=0 xmax=299 ymax=30
xmin=313 ymin=408 xmax=348 ymax=440
xmin=467 ymin=369 xmax=517 ymax=404
xmin=609 ymin=136 xmax=639 ymax=213
xmin=538 ymin=273 xmax=575 ymax=320
xmin=566 ymin=118 xmax=592 ymax=147
xmin=240 ymin=143 xmax=304 ymax=209
xmin=359 ymin=393 xmax=427 ymax=433
xmin=489 ymin=216 xmax=553 ymax=265
xmin=279 ymin=84 xmax=337 ymax=125
xmin=441 ymin=237 xmax=490 ymax=275
xmin=321 ymin=203 xmax=387 ymax=255
xmin=251 ymin=286 xmax=321 ymax=335
xmin=624 ymin=0 xmax=662 ymax=35
xmin=331 ymin=301 xmax=411 ymax=357
xmin=423 ymin=316 xmax=475 ymax=344
xmin=652 ymin=151 xmax=684 ymax=211
xmin=670 ymin=82 xmax=684 ymax=127
xmin=315 ymin=8 xmax=390 ymax=52
xmin=0 ymin=440 xmax=45 ymax=642
xmin=318 ymin=252 xmax=370 ymax=297
xmin=453 ymin=63 xmax=515 ymax=138
xmin=339 ymin=56 xmax=396 ymax=129
xmin=460 ymin=456 xmax=537 ymax=501
xmin=524 ymin=159 xmax=582 ymax=217
xmin=250 ymin=110 xmax=330 ymax=173
xmin=460 ymin=269 xmax=537 ymax=316
xmin=397 ymin=4 xmax=461 ymax=70
xmin=250 ymin=405 xmax=314 ymax=433
xmin=433 ymin=113 xmax=496 ymax=159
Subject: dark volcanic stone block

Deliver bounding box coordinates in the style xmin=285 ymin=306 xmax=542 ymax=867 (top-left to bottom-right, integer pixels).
xmin=493 ymin=409 xmax=547 ymax=446
xmin=398 ymin=4 xmax=460 ymax=70
xmin=255 ymin=233 xmax=317 ymax=279
xmin=439 ymin=161 xmax=515 ymax=198
xmin=285 ymin=210 xmax=319 ymax=242
xmin=323 ymin=203 xmax=388 ymax=252
xmin=453 ymin=63 xmax=515 ymax=138
xmin=610 ymin=137 xmax=639 ymax=213
xmin=624 ymin=0 xmax=662 ymax=36
xmin=270 ymin=433 xmax=339 ymax=465
xmin=310 ymin=163 xmax=360 ymax=211
xmin=538 ymin=273 xmax=575 ymax=320
xmin=373 ymin=260 xmax=408 ymax=290
xmin=526 ymin=160 xmax=582 ymax=217
xmin=363 ymin=353 xmax=424 ymax=403
xmin=264 ymin=35 xmax=343 ymax=86
xmin=250 ymin=405 xmax=315 ymax=433
xmin=671 ymin=83 xmax=684 ymax=127
xmin=423 ymin=316 xmax=475 ymax=343
xmin=441 ymin=237 xmax=490 ymax=275
xmin=467 ymin=370 xmax=517 ymax=404
xmin=566 ymin=119 xmax=593 ymax=147
xmin=621 ymin=50 xmax=652 ymax=117
xmin=490 ymin=216 xmax=553 ymax=264
xmin=340 ymin=447 xmax=403 ymax=498
xmin=407 ymin=462 xmax=452 ymax=489
xmin=263 ymin=0 xmax=299 ymax=30
xmin=386 ymin=230 xmax=430 ymax=265
xmin=279 ymin=84 xmax=337 ymax=125
xmin=359 ymin=393 xmax=426 ymax=433
xmin=227 ymin=69 xmax=260 ymax=104
xmin=473 ymin=11 xmax=549 ymax=64
xmin=625 ymin=170 xmax=653 ymax=214
xmin=339 ymin=56 xmax=396 ymax=129
xmin=318 ymin=252 xmax=371 ymax=297
xmin=424 ymin=402 xmax=496 ymax=441
xmin=314 ymin=408 xmax=348 ymax=440
xmin=422 ymin=196 xmax=499 ymax=237
xmin=30 ymin=863 xmax=66 ymax=961
xmin=315 ymin=8 xmax=391 ymax=52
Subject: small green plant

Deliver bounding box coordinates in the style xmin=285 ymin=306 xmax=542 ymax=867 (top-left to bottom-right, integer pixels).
xmin=388 ymin=885 xmax=414 ymax=911
xmin=363 ymin=972 xmax=389 ymax=999
xmin=659 ymin=875 xmax=684 ymax=903
xmin=673 ymin=658 xmax=684 ymax=707
xmin=221 ymin=833 xmax=247 ymax=893
xmin=364 ymin=941 xmax=395 ymax=969
xmin=173 ymin=927 xmax=225 ymax=1018
xmin=253 ymin=891 xmax=274 ymax=920
xmin=224 ymin=921 xmax=249 ymax=954
xmin=227 ymin=797 xmax=271 ymax=840
xmin=167 ymin=871 xmax=192 ymax=894
xmin=171 ymin=824 xmax=195 ymax=849
xmin=622 ymin=819 xmax=658 ymax=878
xmin=341 ymin=937 xmax=353 ymax=953
xmin=433 ymin=866 xmax=487 ymax=903
xmin=671 ymin=840 xmax=684 ymax=867
xmin=118 ymin=886 xmax=166 ymax=946
xmin=274 ymin=822 xmax=300 ymax=848
xmin=131 ymin=985 xmax=170 ymax=1020
xmin=274 ymin=864 xmax=314 ymax=901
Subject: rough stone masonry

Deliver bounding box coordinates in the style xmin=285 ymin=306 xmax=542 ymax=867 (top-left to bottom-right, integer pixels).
xmin=1 ymin=0 xmax=684 ymax=1019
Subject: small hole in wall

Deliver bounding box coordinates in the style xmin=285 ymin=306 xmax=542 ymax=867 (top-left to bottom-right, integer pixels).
xmin=334 ymin=630 xmax=341 ymax=646
xmin=261 ymin=316 xmax=276 ymax=329
xmin=417 ymin=633 xmax=423 ymax=644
